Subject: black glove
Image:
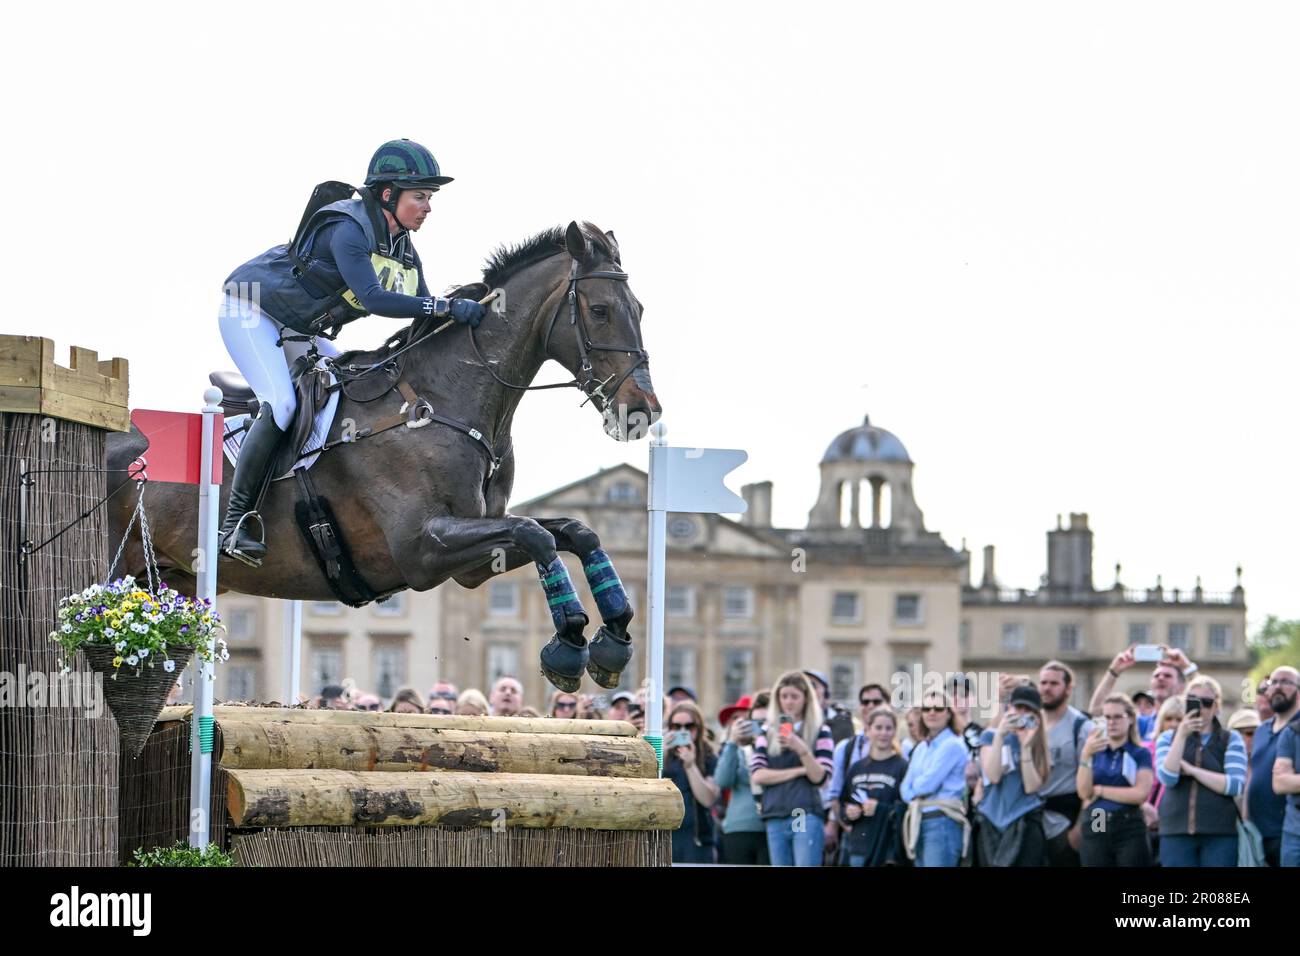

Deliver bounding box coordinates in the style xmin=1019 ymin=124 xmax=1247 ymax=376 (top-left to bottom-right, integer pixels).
xmin=449 ymin=297 xmax=486 ymax=328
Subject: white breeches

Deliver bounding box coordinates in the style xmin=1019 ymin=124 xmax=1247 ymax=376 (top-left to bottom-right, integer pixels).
xmin=217 ymin=293 xmax=340 ymax=430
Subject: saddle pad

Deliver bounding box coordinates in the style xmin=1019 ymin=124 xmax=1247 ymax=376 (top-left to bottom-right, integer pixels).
xmin=222 ymin=367 xmax=341 ymax=480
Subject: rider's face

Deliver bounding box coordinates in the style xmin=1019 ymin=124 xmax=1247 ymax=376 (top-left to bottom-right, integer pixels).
xmin=390 ymin=188 xmax=433 ymax=231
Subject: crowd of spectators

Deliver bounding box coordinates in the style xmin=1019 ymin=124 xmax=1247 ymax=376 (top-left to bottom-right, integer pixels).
xmin=288 ymin=649 xmax=1300 ymax=867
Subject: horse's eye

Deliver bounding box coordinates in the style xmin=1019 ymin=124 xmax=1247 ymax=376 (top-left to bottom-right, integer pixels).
xmin=590 ymin=304 xmax=609 ymax=319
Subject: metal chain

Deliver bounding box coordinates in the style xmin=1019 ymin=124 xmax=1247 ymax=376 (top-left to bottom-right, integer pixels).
xmin=105 ymin=479 xmax=162 ymax=592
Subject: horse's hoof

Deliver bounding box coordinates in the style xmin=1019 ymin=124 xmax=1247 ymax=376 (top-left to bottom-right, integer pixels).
xmin=540 ymin=623 xmax=588 ymax=693
xmin=586 ymin=625 xmax=633 ymax=690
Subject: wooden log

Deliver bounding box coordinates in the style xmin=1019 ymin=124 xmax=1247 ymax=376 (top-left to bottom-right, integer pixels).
xmin=226 ymin=769 xmax=684 ymax=830
xmin=218 ymin=721 xmax=658 ymax=778
xmin=165 ymin=705 xmax=636 ymax=736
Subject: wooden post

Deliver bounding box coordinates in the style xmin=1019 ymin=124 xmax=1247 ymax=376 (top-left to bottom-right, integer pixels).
xmin=0 ymin=335 xmax=129 ymax=866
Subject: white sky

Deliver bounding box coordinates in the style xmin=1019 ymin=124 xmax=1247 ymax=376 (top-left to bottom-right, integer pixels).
xmin=4 ymin=1 xmax=1296 ymax=629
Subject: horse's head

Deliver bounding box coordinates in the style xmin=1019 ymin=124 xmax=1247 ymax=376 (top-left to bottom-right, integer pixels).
xmin=550 ymin=220 xmax=661 ymax=441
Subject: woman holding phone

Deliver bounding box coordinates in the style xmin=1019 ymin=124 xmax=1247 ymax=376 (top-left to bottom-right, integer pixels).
xmin=1155 ymin=676 xmax=1248 ymax=866
xmin=662 ymin=699 xmax=720 ymax=863
xmin=839 ymin=706 xmax=909 ymax=866
xmin=715 ymin=692 xmax=770 ymax=865
xmin=750 ymin=671 xmax=836 ymax=866
xmin=1077 ymin=693 xmax=1154 ymax=866
xmin=974 ymin=683 xmax=1051 ymax=866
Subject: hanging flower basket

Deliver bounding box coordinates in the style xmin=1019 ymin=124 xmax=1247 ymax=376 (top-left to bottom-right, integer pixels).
xmin=50 ymin=577 xmax=227 ymax=758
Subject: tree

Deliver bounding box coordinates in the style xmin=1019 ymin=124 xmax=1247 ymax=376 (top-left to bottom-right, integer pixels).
xmin=1249 ymin=616 xmax=1300 ymax=684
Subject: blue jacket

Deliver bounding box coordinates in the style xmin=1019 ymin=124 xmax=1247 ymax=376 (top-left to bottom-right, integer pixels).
xmin=227 ymin=196 xmax=434 ymax=334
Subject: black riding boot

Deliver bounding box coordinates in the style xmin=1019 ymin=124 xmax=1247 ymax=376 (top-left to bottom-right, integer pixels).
xmin=218 ymin=402 xmax=286 ymax=567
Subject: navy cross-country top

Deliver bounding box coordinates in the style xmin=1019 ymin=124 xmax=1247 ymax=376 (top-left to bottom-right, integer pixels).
xmin=308 ymin=218 xmax=433 ymax=318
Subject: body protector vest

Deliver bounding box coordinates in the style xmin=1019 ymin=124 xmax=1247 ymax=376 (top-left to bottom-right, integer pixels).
xmin=226 ymin=182 xmax=420 ymax=337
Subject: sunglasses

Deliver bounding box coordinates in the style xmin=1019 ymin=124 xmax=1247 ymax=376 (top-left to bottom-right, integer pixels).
xmin=921 ymin=706 xmax=948 ymax=714
xmin=860 ymin=698 xmax=886 ymax=708
xmin=555 ymin=701 xmax=577 ymax=711
xmin=429 ymin=707 xmax=453 ymax=715
xmin=1188 ymin=696 xmax=1217 ymax=708
xmin=670 ymin=721 xmax=697 ymax=730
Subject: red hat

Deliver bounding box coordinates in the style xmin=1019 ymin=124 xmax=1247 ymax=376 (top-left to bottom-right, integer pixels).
xmin=718 ymin=695 xmax=754 ymax=726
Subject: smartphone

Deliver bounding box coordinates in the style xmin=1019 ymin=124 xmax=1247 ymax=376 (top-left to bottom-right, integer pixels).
xmin=778 ymin=715 xmax=795 ymax=738
xmin=1133 ymin=644 xmax=1164 ymax=663
xmin=1185 ymin=695 xmax=1202 ymax=715
xmin=666 ymin=730 xmax=692 ymax=748
xmin=742 ymin=719 xmax=761 ymax=737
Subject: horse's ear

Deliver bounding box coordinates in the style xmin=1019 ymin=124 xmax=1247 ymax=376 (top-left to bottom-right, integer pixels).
xmin=565 ymin=221 xmax=590 ymax=262
xmin=604 ymin=230 xmax=620 ymax=262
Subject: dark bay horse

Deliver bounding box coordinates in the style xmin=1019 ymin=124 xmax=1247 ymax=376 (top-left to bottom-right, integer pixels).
xmin=106 ymin=220 xmax=661 ymax=691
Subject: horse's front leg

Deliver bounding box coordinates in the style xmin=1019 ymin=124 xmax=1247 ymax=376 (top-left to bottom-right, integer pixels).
xmin=420 ymin=514 xmax=593 ymax=693
xmin=533 ymin=516 xmax=635 ymax=690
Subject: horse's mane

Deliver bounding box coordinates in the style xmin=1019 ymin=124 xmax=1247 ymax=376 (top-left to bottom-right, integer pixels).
xmin=482 ymin=226 xmax=567 ymax=287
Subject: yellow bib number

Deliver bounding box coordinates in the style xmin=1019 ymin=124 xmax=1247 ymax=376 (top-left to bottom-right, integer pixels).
xmin=340 ymin=253 xmax=420 ymax=312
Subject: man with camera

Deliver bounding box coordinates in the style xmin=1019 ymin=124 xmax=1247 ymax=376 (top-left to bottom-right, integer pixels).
xmin=1089 ymin=644 xmax=1198 ymax=741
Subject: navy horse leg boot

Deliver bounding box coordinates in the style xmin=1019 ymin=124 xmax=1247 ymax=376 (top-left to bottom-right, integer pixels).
xmin=582 ymin=548 xmax=635 ymax=689
xmin=218 ymin=401 xmax=285 ymax=568
xmin=536 ymin=556 xmax=589 ymax=692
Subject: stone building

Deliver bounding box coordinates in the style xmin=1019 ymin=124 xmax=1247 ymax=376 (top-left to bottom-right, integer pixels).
xmin=212 ymin=415 xmax=1249 ymax=717
xmin=961 ymin=513 xmax=1250 ymax=708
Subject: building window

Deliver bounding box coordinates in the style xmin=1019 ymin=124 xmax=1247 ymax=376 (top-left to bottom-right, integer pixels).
xmin=310 ymin=602 xmax=342 ymax=617
xmin=226 ymin=608 xmax=257 ymax=642
xmin=667 ymin=585 xmax=696 ymax=619
xmin=1208 ymin=624 xmax=1231 ymax=655
xmin=894 ymin=593 xmax=922 ymax=624
xmin=488 ymin=581 xmax=519 ymax=616
xmin=608 ymin=481 xmax=638 ymax=503
xmin=891 ymin=652 xmax=925 ymax=703
xmin=309 ymin=645 xmax=343 ymax=692
xmin=960 ymin=620 xmax=972 ymax=654
xmin=225 ymin=665 xmax=254 ymax=702
xmin=667 ymin=647 xmax=697 ymax=694
xmin=830 ymin=654 xmax=861 ymax=704
xmin=723 ymin=649 xmax=755 ymax=706
xmin=372 ymin=642 xmax=407 ymax=699
xmin=486 ymin=643 xmax=521 ymax=685
xmin=1167 ymin=622 xmax=1191 ymax=651
xmin=1058 ymin=623 xmax=1081 ymax=653
xmin=373 ymin=593 xmax=406 ymax=618
xmin=723 ymin=586 xmax=754 ymax=620
xmin=1001 ymin=623 xmax=1026 ymax=654
xmin=831 ymin=591 xmax=861 ymax=625
xmin=1128 ymin=623 xmax=1150 ymax=645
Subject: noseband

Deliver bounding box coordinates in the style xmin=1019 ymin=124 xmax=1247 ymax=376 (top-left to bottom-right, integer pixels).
xmin=469 ymin=259 xmax=650 ymax=410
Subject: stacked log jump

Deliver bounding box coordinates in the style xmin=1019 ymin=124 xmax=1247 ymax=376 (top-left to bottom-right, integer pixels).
xmin=134 ymin=706 xmax=682 ymax=866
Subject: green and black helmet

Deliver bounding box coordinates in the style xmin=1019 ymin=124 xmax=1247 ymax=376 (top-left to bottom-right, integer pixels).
xmin=365 ymin=139 xmax=454 ymax=190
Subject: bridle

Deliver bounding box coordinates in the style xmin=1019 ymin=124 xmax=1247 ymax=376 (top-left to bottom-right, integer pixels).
xmin=468 ymin=259 xmax=650 ymax=411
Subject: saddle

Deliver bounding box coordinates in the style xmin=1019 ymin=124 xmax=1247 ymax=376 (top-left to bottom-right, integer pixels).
xmin=209 ymin=355 xmax=333 ymax=479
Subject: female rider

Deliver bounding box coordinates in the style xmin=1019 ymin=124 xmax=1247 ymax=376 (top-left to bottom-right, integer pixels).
xmin=217 ymin=139 xmax=486 ymax=566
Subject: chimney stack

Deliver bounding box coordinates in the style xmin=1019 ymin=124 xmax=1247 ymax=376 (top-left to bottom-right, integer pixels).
xmin=741 ymin=481 xmax=773 ymax=527
xmin=981 ymin=544 xmax=997 ymax=589
xmin=1047 ymin=511 xmax=1093 ymax=592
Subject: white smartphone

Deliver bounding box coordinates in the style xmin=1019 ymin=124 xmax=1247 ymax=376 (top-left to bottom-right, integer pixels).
xmin=1133 ymin=644 xmax=1164 ymax=663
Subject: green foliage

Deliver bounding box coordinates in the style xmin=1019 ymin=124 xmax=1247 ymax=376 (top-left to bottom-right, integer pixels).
xmin=1248 ymin=616 xmax=1300 ymax=683
xmin=129 ymin=841 xmax=234 ymax=867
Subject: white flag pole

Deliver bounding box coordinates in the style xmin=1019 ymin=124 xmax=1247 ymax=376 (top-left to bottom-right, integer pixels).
xmin=283 ymin=599 xmax=302 ymax=705
xmin=645 ymin=421 xmax=669 ymax=774
xmin=189 ymin=386 xmax=222 ymax=850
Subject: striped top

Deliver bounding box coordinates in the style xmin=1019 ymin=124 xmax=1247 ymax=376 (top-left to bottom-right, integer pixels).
xmin=1154 ymin=728 xmax=1247 ymax=796
xmin=750 ymin=722 xmax=836 ymax=774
